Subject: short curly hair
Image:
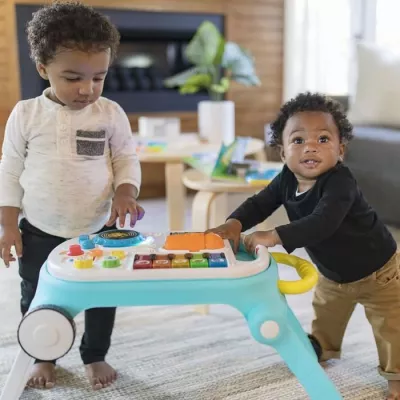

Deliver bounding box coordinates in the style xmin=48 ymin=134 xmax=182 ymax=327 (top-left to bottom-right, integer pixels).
xmin=26 ymin=1 xmax=120 ymax=65
xmin=269 ymin=92 xmax=353 ymax=147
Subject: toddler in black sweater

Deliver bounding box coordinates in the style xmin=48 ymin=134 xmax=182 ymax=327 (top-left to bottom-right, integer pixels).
xmin=208 ymin=93 xmax=400 ymax=400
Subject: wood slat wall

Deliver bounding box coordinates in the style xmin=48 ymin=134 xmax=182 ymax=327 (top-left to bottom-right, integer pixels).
xmin=226 ymin=0 xmax=284 ymax=142
xmin=0 ymin=0 xmax=284 ymax=197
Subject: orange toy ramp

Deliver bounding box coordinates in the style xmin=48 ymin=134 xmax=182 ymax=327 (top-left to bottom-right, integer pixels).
xmin=164 ymin=232 xmax=224 ymax=252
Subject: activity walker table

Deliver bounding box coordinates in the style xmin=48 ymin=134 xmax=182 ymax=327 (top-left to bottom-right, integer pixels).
xmin=0 ymin=230 xmax=343 ymax=399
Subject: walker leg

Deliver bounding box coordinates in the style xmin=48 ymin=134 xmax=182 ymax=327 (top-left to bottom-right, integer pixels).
xmin=286 ymin=305 xmax=317 ymax=359
xmin=0 ymin=348 xmax=34 ymax=400
xmin=245 ymin=304 xmax=342 ymax=400
xmin=273 ymin=329 xmax=343 ymax=400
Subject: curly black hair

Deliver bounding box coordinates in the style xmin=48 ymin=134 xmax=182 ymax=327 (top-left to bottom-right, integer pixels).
xmin=26 ymin=1 xmax=120 ymax=65
xmin=269 ymin=92 xmax=353 ymax=147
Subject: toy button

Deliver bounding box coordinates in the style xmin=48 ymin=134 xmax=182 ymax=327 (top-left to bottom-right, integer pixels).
xmin=152 ymin=259 xmax=171 ymax=268
xmin=191 ymin=253 xmax=205 ymax=260
xmin=89 ymin=248 xmax=103 ymax=258
xmin=152 ymin=254 xmax=171 ymax=269
xmin=68 ymin=244 xmax=84 ymax=256
xmin=93 ymin=230 xmax=145 ymax=248
xmin=133 ymin=254 xmax=152 ymax=269
xmin=209 ymin=252 xmax=226 ymax=259
xmin=79 ymin=235 xmax=89 ymax=242
xmin=102 ymin=256 xmax=121 ymax=268
xmin=208 ymin=252 xmax=228 ymax=268
xmin=190 ymin=257 xmax=209 ymax=268
xmin=111 ymin=250 xmax=126 ymax=260
xmin=81 ymin=239 xmax=95 ymax=250
xmin=171 ymin=254 xmax=190 ymax=268
xmin=73 ymin=255 xmax=93 ymax=269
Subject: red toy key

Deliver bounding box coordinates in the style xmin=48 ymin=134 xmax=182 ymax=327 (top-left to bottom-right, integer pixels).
xmin=133 ymin=254 xmax=152 ymax=269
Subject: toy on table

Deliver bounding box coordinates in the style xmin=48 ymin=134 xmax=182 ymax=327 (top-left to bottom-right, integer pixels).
xmin=245 ymin=168 xmax=281 ymax=186
xmin=184 ymin=137 xmax=251 ymax=182
xmin=136 ymin=140 xmax=167 ymax=153
xmin=183 ymin=136 xmax=282 ymax=184
xmin=0 ymin=230 xmax=343 ymax=400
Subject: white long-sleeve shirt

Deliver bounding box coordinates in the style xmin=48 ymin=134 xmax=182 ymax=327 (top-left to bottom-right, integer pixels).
xmin=0 ymin=88 xmax=141 ymax=238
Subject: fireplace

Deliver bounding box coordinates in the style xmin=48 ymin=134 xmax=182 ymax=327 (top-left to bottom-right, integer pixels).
xmin=15 ymin=5 xmax=224 ymax=113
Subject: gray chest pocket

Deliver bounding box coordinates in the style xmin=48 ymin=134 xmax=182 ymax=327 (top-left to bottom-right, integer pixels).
xmin=76 ymin=130 xmax=106 ymax=156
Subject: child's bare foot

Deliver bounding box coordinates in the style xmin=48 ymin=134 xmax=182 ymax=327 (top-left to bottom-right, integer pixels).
xmin=387 ymin=380 xmax=400 ymax=400
xmin=85 ymin=361 xmax=117 ymax=390
xmin=26 ymin=362 xmax=56 ymax=389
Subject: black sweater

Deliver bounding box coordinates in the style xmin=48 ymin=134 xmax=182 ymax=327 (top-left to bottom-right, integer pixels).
xmin=228 ymin=163 xmax=396 ymax=283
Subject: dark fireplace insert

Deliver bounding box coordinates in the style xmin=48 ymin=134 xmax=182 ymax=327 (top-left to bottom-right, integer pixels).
xmin=15 ymin=5 xmax=224 ymax=113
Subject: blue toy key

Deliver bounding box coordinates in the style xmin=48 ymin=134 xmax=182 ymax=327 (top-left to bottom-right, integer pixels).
xmin=208 ymin=253 xmax=228 ymax=268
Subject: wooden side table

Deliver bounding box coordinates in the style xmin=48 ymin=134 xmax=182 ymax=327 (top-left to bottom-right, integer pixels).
xmin=182 ymin=163 xmax=284 ymax=231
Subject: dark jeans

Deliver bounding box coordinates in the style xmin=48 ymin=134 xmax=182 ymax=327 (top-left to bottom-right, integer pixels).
xmin=18 ymin=218 xmax=116 ymax=365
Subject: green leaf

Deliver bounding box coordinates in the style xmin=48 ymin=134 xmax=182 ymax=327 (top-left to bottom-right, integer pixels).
xmin=211 ymin=77 xmax=230 ymax=93
xmin=185 ymin=21 xmax=225 ymax=66
xmin=213 ymin=36 xmax=226 ymax=66
xmin=220 ymin=77 xmax=230 ymax=90
xmin=210 ymin=84 xmax=226 ymax=94
xmin=179 ymin=83 xmax=201 ymax=94
xmin=222 ymin=42 xmax=261 ymax=86
xmin=185 ymin=73 xmax=212 ymax=88
xmin=163 ymin=67 xmax=201 ymax=88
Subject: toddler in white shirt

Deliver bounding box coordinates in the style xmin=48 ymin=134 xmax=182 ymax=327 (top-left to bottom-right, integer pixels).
xmin=0 ymin=1 xmax=144 ymax=392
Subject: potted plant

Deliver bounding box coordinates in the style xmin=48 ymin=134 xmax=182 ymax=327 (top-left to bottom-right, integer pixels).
xmin=164 ymin=21 xmax=260 ymax=145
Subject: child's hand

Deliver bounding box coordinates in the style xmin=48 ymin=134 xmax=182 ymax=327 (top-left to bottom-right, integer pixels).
xmin=0 ymin=224 xmax=23 ymax=267
xmin=243 ymin=230 xmax=281 ymax=254
xmin=206 ymin=219 xmax=242 ymax=252
xmin=107 ymin=184 xmax=145 ymax=228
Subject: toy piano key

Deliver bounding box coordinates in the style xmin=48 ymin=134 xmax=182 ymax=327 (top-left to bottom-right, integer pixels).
xmin=133 ymin=254 xmax=153 ymax=270
xmin=208 ymin=253 xmax=228 ymax=268
xmin=152 ymin=254 xmax=171 ymax=268
xmin=171 ymin=254 xmax=190 ymax=268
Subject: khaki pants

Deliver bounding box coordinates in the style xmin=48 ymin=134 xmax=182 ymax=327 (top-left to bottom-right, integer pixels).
xmin=311 ymin=253 xmax=400 ymax=380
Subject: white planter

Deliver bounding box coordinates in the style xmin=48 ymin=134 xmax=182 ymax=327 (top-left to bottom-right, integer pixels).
xmin=198 ymin=100 xmax=235 ymax=145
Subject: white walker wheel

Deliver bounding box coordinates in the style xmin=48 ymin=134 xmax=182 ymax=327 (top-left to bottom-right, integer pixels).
xmin=18 ymin=305 xmax=76 ymax=361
